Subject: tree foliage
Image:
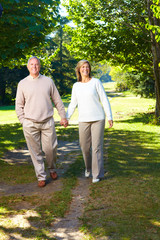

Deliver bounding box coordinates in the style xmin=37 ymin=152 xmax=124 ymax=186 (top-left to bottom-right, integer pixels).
xmin=0 ymin=66 xmax=28 ymax=105
xmin=110 ymin=66 xmax=155 ymax=97
xmin=37 ymin=17 xmax=78 ymax=96
xmin=64 ymin=0 xmax=152 ymax=72
xmin=0 ymin=16 xmax=78 ymax=105
xmin=63 ymin=0 xmax=160 ymax=119
xmin=49 ymin=17 xmax=77 ymax=95
xmin=0 ymin=0 xmax=60 ymax=68
xmin=146 ymin=0 xmax=160 ymax=119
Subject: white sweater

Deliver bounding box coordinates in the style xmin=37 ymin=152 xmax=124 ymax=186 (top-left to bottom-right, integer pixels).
xmin=66 ymin=78 xmax=113 ymax=122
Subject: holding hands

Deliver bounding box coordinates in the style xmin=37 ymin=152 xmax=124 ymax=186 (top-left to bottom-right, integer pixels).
xmin=60 ymin=118 xmax=68 ymax=128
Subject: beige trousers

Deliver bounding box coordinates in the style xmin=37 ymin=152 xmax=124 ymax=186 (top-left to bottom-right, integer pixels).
xmin=79 ymin=119 xmax=105 ymax=179
xmin=23 ymin=118 xmax=57 ymax=181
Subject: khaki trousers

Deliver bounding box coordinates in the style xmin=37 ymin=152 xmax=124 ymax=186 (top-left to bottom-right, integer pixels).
xmin=23 ymin=118 xmax=57 ymax=181
xmin=79 ymin=119 xmax=105 ymax=179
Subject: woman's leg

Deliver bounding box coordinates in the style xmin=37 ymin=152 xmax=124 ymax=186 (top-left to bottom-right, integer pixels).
xmin=91 ymin=119 xmax=105 ymax=179
xmin=79 ymin=122 xmax=92 ymax=172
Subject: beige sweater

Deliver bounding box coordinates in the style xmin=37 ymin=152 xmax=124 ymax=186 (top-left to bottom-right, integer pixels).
xmin=16 ymin=74 xmax=66 ymax=124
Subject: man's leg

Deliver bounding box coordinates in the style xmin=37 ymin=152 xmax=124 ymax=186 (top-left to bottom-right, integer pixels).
xmin=79 ymin=122 xmax=92 ymax=172
xmin=23 ymin=119 xmax=47 ymax=181
xmin=91 ymin=120 xmax=105 ymax=180
xmin=41 ymin=118 xmax=58 ymax=174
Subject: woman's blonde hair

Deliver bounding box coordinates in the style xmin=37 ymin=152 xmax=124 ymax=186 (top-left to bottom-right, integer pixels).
xmin=75 ymin=60 xmax=91 ymax=82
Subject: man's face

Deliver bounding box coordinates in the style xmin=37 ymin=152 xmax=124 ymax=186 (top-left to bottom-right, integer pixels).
xmin=27 ymin=58 xmax=40 ymax=77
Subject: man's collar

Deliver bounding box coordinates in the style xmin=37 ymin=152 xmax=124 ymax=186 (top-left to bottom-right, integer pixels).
xmin=29 ymin=74 xmax=41 ymax=79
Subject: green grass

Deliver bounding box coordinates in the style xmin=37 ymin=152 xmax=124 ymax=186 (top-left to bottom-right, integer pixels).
xmin=0 ymin=82 xmax=160 ymax=239
xmin=79 ymin=83 xmax=160 ymax=240
xmin=0 ymin=150 xmax=84 ymax=239
xmin=0 ymin=105 xmax=84 ymax=239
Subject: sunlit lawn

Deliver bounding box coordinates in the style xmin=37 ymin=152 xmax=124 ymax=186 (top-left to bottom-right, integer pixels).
xmin=0 ymin=82 xmax=160 ymax=239
xmin=80 ymin=83 xmax=160 ymax=240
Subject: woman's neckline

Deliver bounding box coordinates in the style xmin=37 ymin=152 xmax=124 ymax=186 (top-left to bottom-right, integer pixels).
xmin=81 ymin=77 xmax=92 ymax=83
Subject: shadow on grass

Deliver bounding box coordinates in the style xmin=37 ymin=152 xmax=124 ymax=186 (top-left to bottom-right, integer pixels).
xmin=106 ymin=112 xmax=160 ymax=178
xmin=82 ymin=126 xmax=160 ymax=240
xmin=0 ymin=123 xmax=25 ymax=158
xmin=56 ymin=124 xmax=79 ymax=142
xmin=1 ymin=117 xmax=160 ymax=240
xmin=0 ymin=148 xmax=84 ymax=240
xmin=0 ymin=226 xmax=56 ymax=240
xmin=117 ymin=111 xmax=157 ymax=125
xmin=104 ymin=109 xmax=160 ymax=178
xmin=0 ymin=123 xmax=85 ymax=240
xmin=105 ymin=127 xmax=160 ymax=178
xmin=105 ymin=91 xmax=123 ymax=98
xmin=0 ymin=123 xmax=79 ymax=158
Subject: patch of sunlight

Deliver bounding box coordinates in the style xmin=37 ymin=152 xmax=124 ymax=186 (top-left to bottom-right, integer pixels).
xmin=0 ymin=229 xmax=10 ymax=240
xmin=0 ymin=210 xmax=39 ymax=229
xmin=7 ymin=233 xmax=33 ymax=240
xmin=150 ymin=219 xmax=160 ymax=227
xmin=3 ymin=140 xmax=13 ymax=144
xmin=118 ymin=160 xmax=128 ymax=164
xmin=0 ymin=207 xmax=10 ymax=214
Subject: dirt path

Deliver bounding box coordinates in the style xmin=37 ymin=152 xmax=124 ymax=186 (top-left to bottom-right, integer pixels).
xmin=0 ymin=140 xmax=90 ymax=240
xmin=0 ymin=140 xmax=81 ymax=196
xmin=52 ymin=177 xmax=90 ymax=240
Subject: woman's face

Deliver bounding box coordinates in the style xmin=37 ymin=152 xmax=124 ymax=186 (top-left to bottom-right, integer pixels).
xmin=79 ymin=62 xmax=90 ymax=78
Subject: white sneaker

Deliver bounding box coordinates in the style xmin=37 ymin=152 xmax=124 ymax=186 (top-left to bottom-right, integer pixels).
xmin=92 ymin=178 xmax=100 ymax=183
xmin=85 ymin=170 xmax=90 ymax=178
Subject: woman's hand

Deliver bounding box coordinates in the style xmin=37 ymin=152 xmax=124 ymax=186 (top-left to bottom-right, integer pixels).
xmin=108 ymin=120 xmax=113 ymax=128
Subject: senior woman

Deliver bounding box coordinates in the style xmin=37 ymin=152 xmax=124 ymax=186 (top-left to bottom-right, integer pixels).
xmin=66 ymin=60 xmax=113 ymax=183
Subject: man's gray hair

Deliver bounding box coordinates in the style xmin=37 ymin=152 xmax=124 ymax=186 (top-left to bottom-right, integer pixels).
xmin=27 ymin=56 xmax=40 ymax=65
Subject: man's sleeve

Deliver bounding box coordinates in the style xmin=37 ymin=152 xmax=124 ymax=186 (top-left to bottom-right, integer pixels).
xmin=15 ymin=83 xmax=25 ymax=124
xmin=50 ymin=81 xmax=66 ymax=119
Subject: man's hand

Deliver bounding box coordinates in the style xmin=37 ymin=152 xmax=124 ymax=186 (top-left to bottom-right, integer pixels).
xmin=60 ymin=118 xmax=68 ymax=128
xmin=108 ymin=120 xmax=113 ymax=128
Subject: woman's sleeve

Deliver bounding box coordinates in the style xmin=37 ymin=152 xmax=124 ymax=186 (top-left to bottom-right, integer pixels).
xmin=96 ymin=79 xmax=113 ymax=120
xmin=66 ymin=84 xmax=78 ymax=120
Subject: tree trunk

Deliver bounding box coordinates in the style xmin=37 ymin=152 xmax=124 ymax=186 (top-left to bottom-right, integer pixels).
xmin=153 ymin=41 xmax=160 ymax=119
xmin=147 ymin=0 xmax=160 ymax=121
xmin=0 ymin=68 xmax=6 ymax=105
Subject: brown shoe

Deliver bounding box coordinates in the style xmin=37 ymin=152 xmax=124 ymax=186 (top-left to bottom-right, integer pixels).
xmin=38 ymin=180 xmax=46 ymax=187
xmin=50 ymin=171 xmax=58 ymax=180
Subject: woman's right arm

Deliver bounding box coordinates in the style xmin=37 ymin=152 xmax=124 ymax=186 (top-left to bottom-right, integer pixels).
xmin=66 ymin=84 xmax=78 ymax=120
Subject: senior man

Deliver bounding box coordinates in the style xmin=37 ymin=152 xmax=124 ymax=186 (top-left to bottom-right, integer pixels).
xmin=16 ymin=56 xmax=68 ymax=187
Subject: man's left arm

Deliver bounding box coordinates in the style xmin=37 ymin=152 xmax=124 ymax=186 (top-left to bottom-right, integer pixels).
xmin=51 ymin=81 xmax=68 ymax=127
xmin=15 ymin=83 xmax=25 ymax=124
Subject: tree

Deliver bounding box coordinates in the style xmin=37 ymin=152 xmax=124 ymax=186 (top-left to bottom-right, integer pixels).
xmin=0 ymin=0 xmax=60 ymax=68
xmin=0 ymin=3 xmax=3 ymax=17
xmin=90 ymin=62 xmax=112 ymax=82
xmin=146 ymin=0 xmax=160 ymax=119
xmin=0 ymin=66 xmax=28 ymax=105
xmin=41 ymin=17 xmax=77 ymax=96
xmin=110 ymin=66 xmax=155 ymax=97
xmin=64 ymin=0 xmax=152 ymax=70
xmin=63 ymin=0 xmax=160 ymax=119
